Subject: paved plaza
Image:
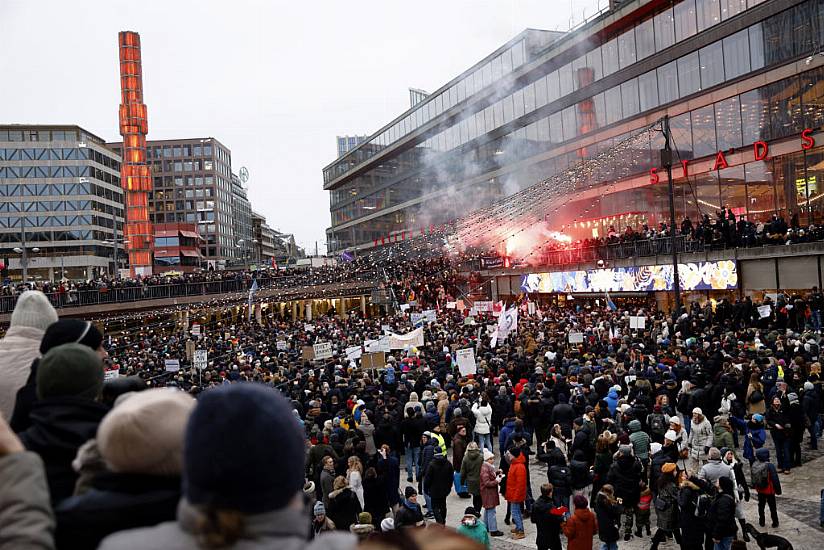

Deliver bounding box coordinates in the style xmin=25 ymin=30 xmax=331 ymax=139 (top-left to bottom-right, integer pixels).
xmin=429 ymin=436 xmax=824 ymax=550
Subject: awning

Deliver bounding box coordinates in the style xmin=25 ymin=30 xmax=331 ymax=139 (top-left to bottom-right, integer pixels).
xmin=154 ymin=230 xmax=177 ymax=237
xmin=179 ymin=249 xmax=200 ymax=257
xmin=179 ymin=230 xmax=201 ymax=239
xmin=153 ymin=249 xmax=176 ymax=257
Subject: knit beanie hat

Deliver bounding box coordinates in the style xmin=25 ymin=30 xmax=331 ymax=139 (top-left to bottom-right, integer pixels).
xmin=36 ymin=343 xmax=103 ymax=400
xmin=313 ymin=502 xmax=326 ymax=516
xmin=97 ymin=388 xmax=195 ymax=476
xmin=573 ymin=494 xmax=588 ymax=509
xmin=183 ymin=383 xmax=305 ymax=514
xmin=358 ymin=512 xmax=372 ymax=525
xmin=10 ymin=291 xmax=58 ymax=331
xmin=40 ymin=319 xmax=103 ymax=354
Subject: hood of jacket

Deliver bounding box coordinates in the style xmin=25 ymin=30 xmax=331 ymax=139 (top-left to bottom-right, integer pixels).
xmin=607 ymin=389 xmax=618 ymax=400
xmin=20 ymin=396 xmax=109 ymax=451
xmin=628 ymin=419 xmax=641 ymax=433
xmin=713 ymin=423 xmax=729 ymax=437
xmin=755 ymin=447 xmax=770 ymax=462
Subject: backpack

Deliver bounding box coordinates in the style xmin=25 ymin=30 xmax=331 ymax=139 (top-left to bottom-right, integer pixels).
xmin=648 ymin=413 xmax=667 ymax=435
xmin=751 ymin=461 xmax=769 ymax=489
xmin=748 ymin=390 xmax=764 ymax=404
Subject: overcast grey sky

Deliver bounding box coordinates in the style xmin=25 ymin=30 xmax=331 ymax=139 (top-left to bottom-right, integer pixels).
xmin=0 ymin=0 xmax=602 ymax=253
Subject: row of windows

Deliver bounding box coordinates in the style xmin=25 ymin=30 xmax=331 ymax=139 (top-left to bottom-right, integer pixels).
xmin=324 ymin=38 xmax=528 ymax=182
xmin=0 ymin=129 xmax=100 ymax=144
xmin=148 ymin=144 xmax=213 ymax=159
xmin=153 ymin=175 xmax=215 ymax=188
xmin=0 ymin=200 xmax=92 ymax=213
xmin=0 ymin=230 xmax=99 ymax=243
xmin=324 ymin=0 xmax=769 ymax=184
xmin=0 ymin=147 xmax=88 ymax=162
xmin=330 ymin=0 xmax=822 ymax=213
xmin=0 ymin=182 xmax=123 ymax=204
xmin=0 ymin=215 xmax=93 ymax=228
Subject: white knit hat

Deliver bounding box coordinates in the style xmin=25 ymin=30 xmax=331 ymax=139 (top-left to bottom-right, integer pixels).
xmin=97 ymin=388 xmax=195 ymax=476
xmin=10 ymin=291 xmax=58 ymax=331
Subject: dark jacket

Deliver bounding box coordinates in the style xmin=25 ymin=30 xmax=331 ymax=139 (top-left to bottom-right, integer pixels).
xmin=531 ymin=495 xmax=563 ymax=549
xmin=709 ymin=491 xmax=737 ymax=539
xmin=326 ymin=487 xmax=362 ymax=532
xmin=548 ymin=464 xmax=572 ymax=507
xmin=655 ymin=480 xmax=679 ymax=531
xmin=55 ymin=472 xmax=180 ymax=550
xmin=607 ymin=454 xmax=643 ymax=507
xmin=678 ymin=476 xmax=712 ymax=545
xmin=18 ymin=396 xmax=110 ymax=506
xmin=569 ymin=450 xmax=594 ymax=490
xmin=423 ymin=455 xmax=453 ymax=498
xmin=394 ymin=498 xmax=424 ymax=528
xmin=460 ymin=448 xmax=483 ymax=495
xmin=362 ymin=474 xmax=389 ymax=527
xmin=594 ymin=491 xmax=623 ymax=543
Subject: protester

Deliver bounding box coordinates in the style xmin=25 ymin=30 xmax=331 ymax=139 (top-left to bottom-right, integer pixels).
xmin=326 ymin=476 xmax=362 ymax=532
xmin=562 ymin=494 xmax=598 ymax=550
xmin=531 ymin=483 xmax=564 ymax=550
xmin=422 ymin=446 xmax=452 ymax=524
xmin=456 ymin=506 xmax=489 ymax=549
xmin=709 ymin=477 xmax=738 ymax=550
xmin=594 ymin=484 xmax=622 ymax=550
xmin=394 ymin=486 xmax=424 ymax=528
xmin=752 ymin=448 xmax=782 ymax=528
xmin=460 ymin=441 xmax=483 ymax=515
xmin=649 ymin=463 xmax=680 ymax=550
xmin=504 ymin=447 xmax=527 ymax=540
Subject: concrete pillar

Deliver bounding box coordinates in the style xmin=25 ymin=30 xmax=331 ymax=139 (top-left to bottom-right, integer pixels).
xmin=305 ymin=301 xmax=312 ymax=321
xmin=360 ymin=295 xmax=367 ymax=317
xmin=291 ymin=301 xmax=298 ymax=322
xmin=338 ymin=299 xmax=347 ymax=319
xmin=48 ymin=267 xmax=55 ymax=281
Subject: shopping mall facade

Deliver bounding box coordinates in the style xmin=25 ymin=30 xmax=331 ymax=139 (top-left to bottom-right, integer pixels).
xmin=324 ymin=0 xmax=824 ymax=257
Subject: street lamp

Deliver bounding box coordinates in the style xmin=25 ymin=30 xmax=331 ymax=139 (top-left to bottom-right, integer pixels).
xmin=251 ymin=238 xmax=260 ymax=269
xmin=236 ymin=239 xmax=247 ymax=271
xmin=13 ymin=246 xmax=40 ymax=285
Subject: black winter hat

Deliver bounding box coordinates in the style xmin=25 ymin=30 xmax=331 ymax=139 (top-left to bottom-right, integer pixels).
xmin=183 ymin=383 xmax=305 ymax=514
xmin=40 ymin=319 xmax=103 ymax=354
xmin=36 ymin=343 xmax=103 ymax=400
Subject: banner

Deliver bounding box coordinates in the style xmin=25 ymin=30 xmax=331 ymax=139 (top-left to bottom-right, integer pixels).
xmin=629 ymin=316 xmax=646 ymax=329
xmin=313 ymin=342 xmax=333 ymax=361
xmin=474 ymin=301 xmax=494 ymax=313
xmin=480 ymin=256 xmax=504 ymax=269
xmin=389 ymin=327 xmax=424 ymax=349
xmin=456 ymin=348 xmax=476 ymax=376
xmin=497 ymin=306 xmax=518 ymax=341
xmin=345 ymin=345 xmax=363 ymax=361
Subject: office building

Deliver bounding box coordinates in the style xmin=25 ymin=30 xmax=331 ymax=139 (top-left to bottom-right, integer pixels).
xmin=251 ymin=210 xmax=276 ymax=266
xmin=108 ymin=137 xmax=235 ymax=269
xmin=336 ymin=135 xmax=369 ymax=158
xmin=230 ymin=172 xmax=254 ymax=266
xmin=323 ymin=0 xmax=824 ymax=252
xmin=0 ymin=124 xmax=125 ymax=280
xmin=153 ymin=222 xmax=203 ymax=272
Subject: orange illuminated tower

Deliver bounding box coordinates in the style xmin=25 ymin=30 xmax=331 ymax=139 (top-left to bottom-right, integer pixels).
xmin=118 ymin=31 xmax=153 ymax=277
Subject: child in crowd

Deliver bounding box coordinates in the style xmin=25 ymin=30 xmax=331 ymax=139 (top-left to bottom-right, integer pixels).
xmin=635 ymin=481 xmax=652 ymax=537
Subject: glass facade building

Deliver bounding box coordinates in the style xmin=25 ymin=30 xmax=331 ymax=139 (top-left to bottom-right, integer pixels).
xmin=0 ymin=125 xmax=125 ymax=280
xmin=324 ymin=0 xmax=824 ymax=251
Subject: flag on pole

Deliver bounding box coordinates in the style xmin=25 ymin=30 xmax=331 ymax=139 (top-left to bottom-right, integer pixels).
xmin=248 ymin=278 xmax=259 ymax=321
xmin=605 ymin=291 xmax=617 ymax=311
xmin=497 ymin=305 xmax=519 ymax=342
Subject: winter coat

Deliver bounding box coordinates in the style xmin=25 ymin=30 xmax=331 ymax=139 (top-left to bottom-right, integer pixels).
xmin=99 ymin=498 xmax=356 ymax=550
xmin=460 ymin=448 xmax=483 ymax=496
xmin=423 ymin=455 xmax=453 ymax=499
xmin=418 ymin=441 xmax=435 ymax=481
xmin=504 ymin=453 xmax=527 ymax=503
xmin=362 ymin=475 xmax=389 ymax=526
xmin=562 ymin=507 xmax=598 ymax=550
xmin=18 ymin=396 xmax=110 ymax=506
xmin=594 ymin=491 xmax=622 ymax=543
xmin=654 ymin=481 xmax=679 ymax=532
xmin=605 ymin=389 xmax=619 ymax=415
xmin=627 ymin=420 xmax=650 ymax=461
xmin=607 ymin=454 xmax=643 ymax=507
xmin=712 ymin=423 xmax=734 ymax=451
xmin=457 ymin=518 xmax=490 ymax=549
xmin=357 ymin=420 xmax=376 ymax=455
xmin=709 ymin=491 xmax=738 ymax=539
xmin=393 ymin=499 xmax=424 ymax=528
xmin=0 ymin=451 xmax=54 ymax=550
xmin=320 ymin=469 xmax=336 ymax=507
xmin=55 ymin=472 xmax=181 ymax=550
xmin=548 ymin=464 xmax=572 ymax=506
xmin=687 ymin=418 xmax=713 ymax=458
xmin=479 ymin=461 xmax=500 ymax=509
xmin=754 ymin=448 xmax=782 ymax=496
xmin=531 ymin=495 xmax=564 ymax=549
xmin=0 ymin=326 xmax=45 ymax=421
xmin=326 ymin=487 xmax=362 ymax=532
xmin=678 ymin=478 xmax=710 ymax=545
xmin=698 ymin=459 xmax=732 ymax=486
xmin=731 ymin=417 xmax=766 ymax=462
xmin=452 ymin=434 xmax=467 ymax=471
xmin=376 ymin=453 xmax=400 ymax=507
xmin=569 ymin=451 xmax=594 ymax=490
xmin=471 ymin=403 xmax=493 ymax=435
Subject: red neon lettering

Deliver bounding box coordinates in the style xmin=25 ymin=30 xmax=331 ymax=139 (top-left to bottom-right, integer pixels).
xmin=802 ymin=128 xmax=815 ymax=150
xmin=681 ymin=159 xmax=689 ymax=178
xmin=649 ymin=167 xmax=659 ymax=184
xmin=754 ymin=141 xmax=769 ymax=160
xmin=713 ymin=150 xmax=729 ymax=171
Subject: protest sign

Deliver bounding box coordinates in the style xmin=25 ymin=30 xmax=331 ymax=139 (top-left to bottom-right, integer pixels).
xmin=758 ymin=305 xmax=771 ymax=318
xmin=345 ymin=345 xmax=363 ymax=361
xmin=456 ymin=348 xmax=476 ymax=376
xmin=568 ymin=332 xmax=584 ymax=344
xmin=475 ymin=301 xmax=494 ymax=312
xmin=276 ymin=340 xmax=288 ymax=351
xmin=193 ymin=350 xmax=208 ymax=370
xmin=411 ymin=313 xmax=425 ymax=327
xmin=164 ymin=359 xmax=180 ymax=372
xmin=399 ymin=303 xmax=410 ymax=312
xmin=423 ymin=309 xmax=437 ymax=323
xmin=190 ymin=324 xmax=201 ymax=337
xmin=304 ymin=324 xmax=315 ymax=332
xmin=313 ymin=342 xmax=333 ymax=360
xmin=302 ymin=346 xmax=315 ymax=361
xmin=446 ymin=302 xmax=456 ymax=309
xmin=389 ymin=327 xmax=424 ymax=349
xmin=361 ymin=352 xmax=386 ymax=370
xmin=104 ymin=367 xmax=120 ymax=381
xmin=629 ymin=316 xmax=646 ymax=330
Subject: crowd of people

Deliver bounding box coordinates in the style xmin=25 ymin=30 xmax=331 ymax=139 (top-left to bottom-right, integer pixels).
xmin=0 ymin=252 xmax=822 ymax=550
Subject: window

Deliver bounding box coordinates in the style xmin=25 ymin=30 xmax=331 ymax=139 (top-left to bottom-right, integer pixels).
xmin=559 ymin=63 xmax=574 ymax=97
xmin=721 ymin=0 xmax=747 ymax=20
xmin=562 ymin=106 xmax=577 ymax=141
xmin=674 ymin=0 xmax=698 ymax=42
xmin=715 ymin=96 xmax=743 ymax=151
xmin=749 ymin=24 xmax=765 ymax=71
xmin=602 ymin=38 xmax=619 ymax=76
xmin=699 ymin=42 xmax=724 ymax=89
xmin=618 ymin=28 xmax=636 ymax=69
xmin=677 ymin=52 xmax=701 ymax=97
xmin=762 ymin=7 xmax=793 ymax=66
xmin=639 ymin=70 xmax=659 ymax=111
xmin=605 ymin=86 xmax=622 ymax=125
xmin=535 ymin=76 xmax=548 ymax=107
xmin=586 ymin=48 xmax=603 ymax=82
xmin=722 ymin=28 xmax=751 ymax=80
xmin=691 ymin=104 xmax=717 ymax=157
xmin=654 ymin=8 xmax=675 ymax=52
xmin=620 ymin=78 xmax=640 ymax=118
xmin=636 ymin=18 xmax=655 ymax=61
xmin=696 ymin=0 xmax=721 ymax=32
xmin=547 ymin=71 xmax=560 ymax=102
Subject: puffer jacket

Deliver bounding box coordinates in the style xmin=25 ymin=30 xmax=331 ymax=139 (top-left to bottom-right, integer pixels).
xmin=471 ymin=402 xmax=493 ymax=435
xmin=605 ymin=389 xmax=619 ymax=415
xmin=504 ymin=453 xmax=527 ymax=503
xmin=654 ymin=481 xmax=679 ymax=531
xmin=479 ymin=461 xmax=500 ymax=509
xmin=0 ymin=326 xmax=45 ymax=421
xmin=687 ymin=418 xmax=713 ymax=458
xmin=460 ymin=448 xmax=483 ymax=496
xmin=698 ymin=458 xmax=732 ymax=486
xmin=712 ymin=423 xmax=734 ymax=451
xmin=569 ymin=450 xmax=593 ymax=490
xmin=627 ymin=420 xmax=650 ymax=461
xmin=607 ymin=454 xmax=642 ymax=507
xmin=99 ymin=498 xmax=356 ymax=550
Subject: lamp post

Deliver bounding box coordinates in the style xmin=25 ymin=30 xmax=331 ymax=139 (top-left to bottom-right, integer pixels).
xmin=236 ymin=239 xmax=247 ymax=271
xmin=661 ymin=115 xmax=682 ymax=313
xmin=251 ymin=238 xmax=260 ymax=269
xmin=13 ymin=246 xmax=40 ymax=286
